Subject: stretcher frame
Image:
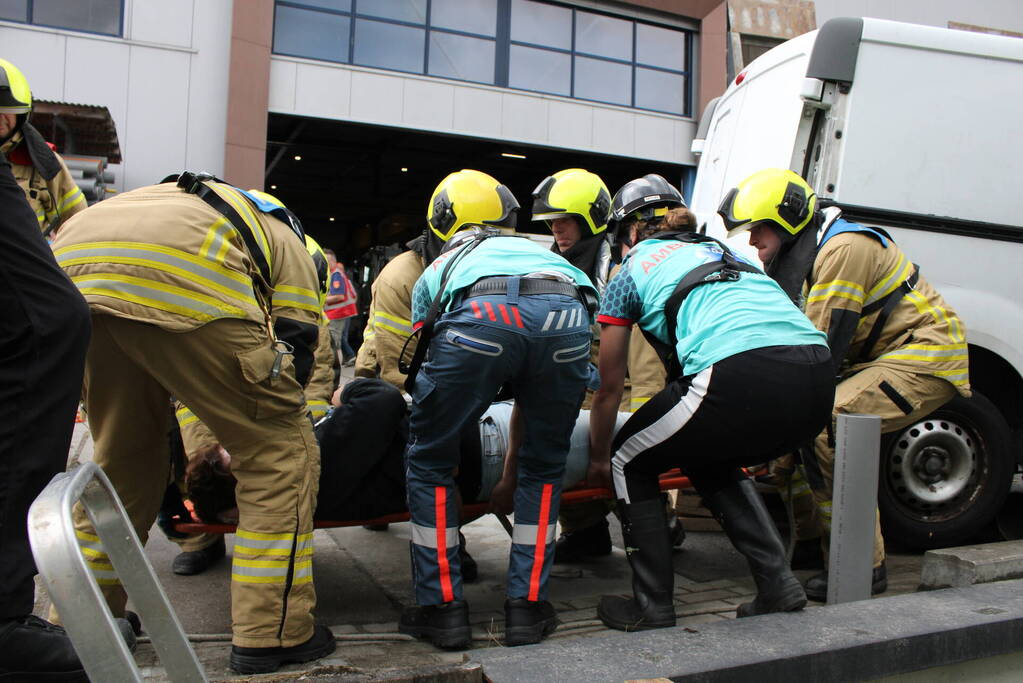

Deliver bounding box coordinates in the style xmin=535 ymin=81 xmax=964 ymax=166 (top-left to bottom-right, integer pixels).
xmin=172 ymin=472 xmax=691 ymax=535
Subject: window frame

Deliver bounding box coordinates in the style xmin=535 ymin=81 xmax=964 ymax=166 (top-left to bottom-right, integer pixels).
xmin=0 ymin=0 xmax=125 ymax=38
xmin=272 ymin=0 xmax=693 ymax=117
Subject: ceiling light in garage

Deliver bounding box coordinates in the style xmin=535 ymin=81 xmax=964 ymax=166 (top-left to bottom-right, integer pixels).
xmin=401 ymin=167 xmax=408 ymax=172
xmin=270 ymin=184 xmax=277 ymax=190
xmin=294 ymin=155 xmax=302 ymax=161
xmin=329 ymin=217 xmax=335 ymax=222
xmin=501 ymin=152 xmax=526 ymax=159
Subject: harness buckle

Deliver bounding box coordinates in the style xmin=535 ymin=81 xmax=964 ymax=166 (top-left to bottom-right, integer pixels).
xmin=177 ymin=171 xmax=216 ymax=195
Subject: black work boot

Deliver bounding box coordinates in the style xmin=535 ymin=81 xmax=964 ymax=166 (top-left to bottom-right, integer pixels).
xmin=171 ymin=536 xmax=226 ymax=576
xmin=459 ymin=532 xmax=478 ymax=583
xmin=553 ymin=519 xmax=612 ymax=564
xmin=504 ymin=599 xmax=558 ymax=646
xmin=597 ymin=499 xmax=676 ymax=631
xmin=399 ymin=600 xmax=471 ymax=650
xmin=230 ymin=624 xmax=336 ymax=674
xmin=704 ymin=479 xmax=806 ymax=618
xmin=0 ymin=615 xmax=88 ymax=681
xmin=804 ymin=563 xmax=888 ymax=602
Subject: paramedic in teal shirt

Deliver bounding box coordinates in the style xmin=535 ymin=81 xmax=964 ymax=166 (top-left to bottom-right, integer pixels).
xmin=587 ymin=174 xmax=834 ymax=632
xmin=398 ymin=170 xmax=596 ymax=650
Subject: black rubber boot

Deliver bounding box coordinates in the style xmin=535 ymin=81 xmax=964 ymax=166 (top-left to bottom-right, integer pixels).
xmin=704 ymin=479 xmax=807 ymax=618
xmin=804 ymin=563 xmax=888 ymax=602
xmin=398 ymin=600 xmax=471 ymax=650
xmin=597 ymin=499 xmax=676 ymax=631
xmin=553 ymin=518 xmax=612 ymax=564
xmin=171 ymin=536 xmax=225 ymax=576
xmin=0 ymin=615 xmax=88 ymax=681
xmin=230 ymin=624 xmax=336 ymax=674
xmin=504 ymin=599 xmax=557 ymax=646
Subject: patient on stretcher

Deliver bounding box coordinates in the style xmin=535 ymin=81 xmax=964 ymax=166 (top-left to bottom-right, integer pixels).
xmin=185 ymin=378 xmax=627 ymax=524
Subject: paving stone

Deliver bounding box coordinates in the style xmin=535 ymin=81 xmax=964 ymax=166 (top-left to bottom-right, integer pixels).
xmin=677 ymin=612 xmax=729 ymax=627
xmin=328 ymin=623 xmax=361 ymax=635
xmin=676 ymin=599 xmax=735 ymax=616
xmin=675 ymin=588 xmax=742 ymax=604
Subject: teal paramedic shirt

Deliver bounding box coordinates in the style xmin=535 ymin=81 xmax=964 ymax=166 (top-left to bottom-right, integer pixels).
xmin=597 ymin=238 xmax=827 ymax=376
xmin=411 ymin=235 xmax=596 ymax=328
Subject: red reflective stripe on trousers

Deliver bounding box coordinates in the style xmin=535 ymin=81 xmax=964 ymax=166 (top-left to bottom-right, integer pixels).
xmin=498 ymin=304 xmax=511 ymax=325
xmin=471 ymin=301 xmax=483 ymax=318
xmin=527 ymin=484 xmax=554 ymax=601
xmin=483 ymin=301 xmax=497 ymax=321
xmin=435 ymin=487 xmax=454 ymax=602
xmin=511 ymin=306 xmax=523 ymax=328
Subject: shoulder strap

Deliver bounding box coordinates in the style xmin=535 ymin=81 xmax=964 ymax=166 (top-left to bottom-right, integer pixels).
xmin=857 ymin=264 xmax=919 ymax=362
xmin=656 ymin=233 xmax=761 ymax=351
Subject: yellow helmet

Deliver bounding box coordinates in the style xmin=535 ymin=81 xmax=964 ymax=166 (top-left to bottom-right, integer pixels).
xmin=427 ymin=169 xmax=519 ymax=242
xmin=531 ymin=168 xmax=611 ymax=237
xmin=304 ymin=234 xmax=329 ymax=304
xmin=717 ymin=168 xmax=817 ymax=238
xmin=0 ymin=58 xmax=31 ymax=116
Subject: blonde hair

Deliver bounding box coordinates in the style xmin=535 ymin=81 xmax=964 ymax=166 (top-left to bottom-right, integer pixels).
xmin=636 ymin=207 xmax=697 ymax=241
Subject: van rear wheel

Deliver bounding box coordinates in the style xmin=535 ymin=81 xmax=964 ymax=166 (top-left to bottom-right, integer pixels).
xmin=878 ymin=392 xmax=1013 ymax=550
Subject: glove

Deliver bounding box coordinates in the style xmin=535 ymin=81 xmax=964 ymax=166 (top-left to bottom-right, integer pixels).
xmin=156 ymin=482 xmax=191 ymax=539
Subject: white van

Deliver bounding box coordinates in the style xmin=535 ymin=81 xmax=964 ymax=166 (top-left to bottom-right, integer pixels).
xmin=689 ymin=17 xmax=1023 ymax=548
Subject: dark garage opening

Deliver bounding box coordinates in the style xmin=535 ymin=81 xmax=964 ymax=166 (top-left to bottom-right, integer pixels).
xmin=265 ymin=113 xmax=689 ymax=261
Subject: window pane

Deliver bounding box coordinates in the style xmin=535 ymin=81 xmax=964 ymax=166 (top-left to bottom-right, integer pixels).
xmin=33 ymin=0 xmax=121 ymax=35
xmin=510 ymin=0 xmax=569 ymax=49
xmin=574 ymin=55 xmax=630 ymax=106
xmin=635 ymin=67 xmax=685 ymax=115
xmin=575 ymin=11 xmax=631 ymax=61
xmin=274 ymin=5 xmax=350 ymax=62
xmin=0 ymin=0 xmax=27 ymax=22
xmin=430 ymin=0 xmax=496 ymax=37
xmin=429 ymin=32 xmax=494 ymax=84
xmin=636 ymin=23 xmax=685 ymax=70
xmin=509 ymin=45 xmax=569 ymax=96
xmin=353 ymin=19 xmax=424 ymax=73
xmin=355 ymin=0 xmax=425 ymax=24
xmin=286 ymin=0 xmax=351 ymax=11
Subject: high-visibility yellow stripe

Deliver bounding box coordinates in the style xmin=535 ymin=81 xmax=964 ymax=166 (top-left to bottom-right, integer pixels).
xmin=865 ymin=254 xmax=912 ymax=304
xmin=176 ymin=406 xmax=199 ymax=427
xmin=277 ymin=283 xmax=318 ymax=299
xmin=376 ymin=311 xmax=412 ymax=327
xmin=234 ymin=558 xmax=312 ymax=570
xmin=232 ymin=574 xmax=287 ymax=584
xmin=58 ymin=186 xmax=85 ymax=212
xmin=215 ymin=185 xmax=272 ymax=277
xmin=807 ymin=279 xmax=866 ymax=305
xmin=880 ymin=343 xmax=968 ymax=363
xmin=61 ymin=255 xmax=258 ymax=306
xmin=73 ymin=273 xmax=246 ymax=322
xmin=233 ymin=545 xmax=314 ymax=558
xmin=271 ymin=291 xmax=322 ymax=314
xmin=630 ymin=397 xmax=651 ymax=412
xmin=56 ymin=240 xmax=253 ymax=287
xmin=236 ymin=529 xmax=311 ymax=542
xmin=79 ymin=546 xmax=107 ymax=559
xmin=199 ymin=216 xmax=234 ymax=261
xmin=76 ymin=530 xmax=101 ymax=543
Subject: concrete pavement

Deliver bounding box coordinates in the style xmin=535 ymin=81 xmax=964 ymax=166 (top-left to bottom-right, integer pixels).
xmin=41 ymin=420 xmax=931 ymax=681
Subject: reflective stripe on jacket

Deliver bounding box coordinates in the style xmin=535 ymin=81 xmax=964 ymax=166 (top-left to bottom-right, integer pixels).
xmin=52 ymin=181 xmax=320 ymax=333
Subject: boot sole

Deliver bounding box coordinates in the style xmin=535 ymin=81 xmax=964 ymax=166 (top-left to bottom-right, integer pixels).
xmin=398 ymin=622 xmax=471 ymax=650
xmin=504 ymin=616 xmax=557 ymax=647
xmin=596 ymin=603 xmax=675 ymax=632
xmin=229 ymin=636 xmax=336 ymax=674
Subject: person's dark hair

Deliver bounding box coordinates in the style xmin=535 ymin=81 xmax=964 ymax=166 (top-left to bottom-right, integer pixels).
xmin=323 ymin=248 xmax=336 ymax=259
xmin=184 ymin=445 xmax=238 ymax=523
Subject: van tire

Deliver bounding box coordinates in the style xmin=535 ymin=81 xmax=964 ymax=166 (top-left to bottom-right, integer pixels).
xmin=878 ymin=392 xmax=1013 ymax=550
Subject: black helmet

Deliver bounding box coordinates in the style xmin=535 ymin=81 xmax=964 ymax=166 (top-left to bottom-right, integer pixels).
xmin=610 ymin=174 xmax=686 ymax=224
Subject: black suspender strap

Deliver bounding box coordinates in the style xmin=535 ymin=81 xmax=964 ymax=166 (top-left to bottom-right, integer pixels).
xmin=177 ymin=172 xmax=273 ymax=294
xmin=857 ymin=264 xmax=919 ymax=362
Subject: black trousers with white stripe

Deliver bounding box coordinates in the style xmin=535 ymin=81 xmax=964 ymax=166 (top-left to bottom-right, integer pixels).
xmin=611 ymin=345 xmax=833 ymax=506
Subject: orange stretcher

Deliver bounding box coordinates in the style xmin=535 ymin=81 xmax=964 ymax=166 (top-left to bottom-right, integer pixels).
xmin=172 ymin=471 xmax=692 ymax=535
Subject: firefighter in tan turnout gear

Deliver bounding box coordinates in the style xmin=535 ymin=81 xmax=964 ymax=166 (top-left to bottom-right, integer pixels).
xmin=166 ymin=232 xmax=336 ymax=576
xmin=0 ymin=58 xmax=85 ymax=236
xmin=51 ymin=173 xmax=335 ymax=674
xmin=719 ymin=168 xmax=970 ymax=601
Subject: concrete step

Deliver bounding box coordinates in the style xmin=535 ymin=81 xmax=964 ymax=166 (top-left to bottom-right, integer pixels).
xmin=920 ymin=540 xmax=1023 ymax=590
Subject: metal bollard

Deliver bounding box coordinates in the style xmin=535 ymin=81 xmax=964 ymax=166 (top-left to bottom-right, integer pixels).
xmin=827 ymin=413 xmax=882 ymax=604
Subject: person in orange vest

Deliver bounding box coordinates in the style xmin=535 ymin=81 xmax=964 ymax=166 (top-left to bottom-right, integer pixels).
xmin=323 ymin=249 xmax=358 ymax=366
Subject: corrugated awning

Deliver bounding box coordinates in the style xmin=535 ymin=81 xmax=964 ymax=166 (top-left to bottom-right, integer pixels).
xmin=30 ymin=100 xmax=122 ymax=164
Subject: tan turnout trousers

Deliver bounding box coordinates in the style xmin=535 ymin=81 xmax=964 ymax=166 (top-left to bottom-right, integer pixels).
xmin=73 ymin=315 xmax=320 ymax=647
